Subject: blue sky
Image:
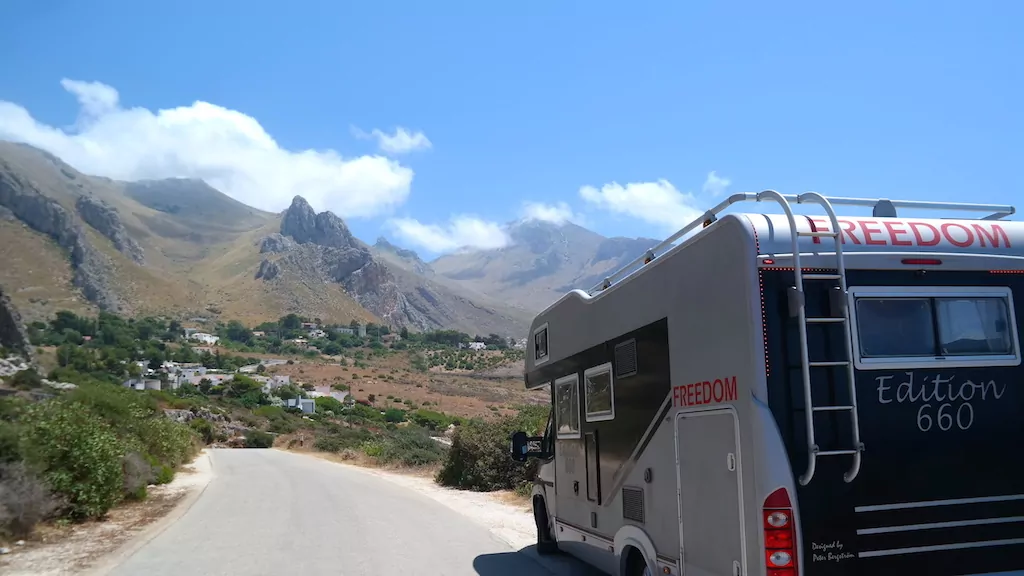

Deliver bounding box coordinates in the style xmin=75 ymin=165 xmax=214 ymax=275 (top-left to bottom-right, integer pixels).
xmin=0 ymin=0 xmax=1020 ymax=258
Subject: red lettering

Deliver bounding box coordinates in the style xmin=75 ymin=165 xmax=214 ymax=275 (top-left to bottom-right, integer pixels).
xmin=883 ymin=221 xmax=913 ymax=246
xmin=839 ymin=219 xmax=860 ymax=244
xmin=673 ymin=376 xmax=739 ymax=407
xmin=724 ymin=376 xmax=737 ymax=401
xmin=909 ymin=222 xmax=941 ymax=246
xmin=858 ymin=220 xmax=886 ymax=245
xmin=972 ymin=224 xmax=1011 ymax=248
xmin=941 ymin=222 xmax=974 ymax=248
xmin=807 ymin=217 xmax=829 ymax=245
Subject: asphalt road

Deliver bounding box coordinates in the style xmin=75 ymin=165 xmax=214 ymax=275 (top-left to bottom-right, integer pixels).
xmin=103 ymin=449 xmax=601 ymax=576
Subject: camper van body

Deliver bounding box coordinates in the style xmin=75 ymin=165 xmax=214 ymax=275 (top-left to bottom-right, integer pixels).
xmin=514 ymin=192 xmax=1023 ymax=576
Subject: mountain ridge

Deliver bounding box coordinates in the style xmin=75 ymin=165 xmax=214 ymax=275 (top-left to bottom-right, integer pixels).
xmin=0 ymin=140 xmax=661 ymax=336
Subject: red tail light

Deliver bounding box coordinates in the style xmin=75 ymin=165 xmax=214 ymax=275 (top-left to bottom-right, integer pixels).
xmin=901 ymin=258 xmax=942 ymax=266
xmin=764 ymin=488 xmax=798 ymax=576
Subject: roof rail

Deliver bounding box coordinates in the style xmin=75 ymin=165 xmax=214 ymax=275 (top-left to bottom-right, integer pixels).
xmin=586 ymin=191 xmax=1016 ymax=296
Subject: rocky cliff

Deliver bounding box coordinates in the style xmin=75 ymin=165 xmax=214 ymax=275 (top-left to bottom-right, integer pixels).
xmin=0 ymin=285 xmax=30 ymax=356
xmin=258 ymin=196 xmax=419 ymax=328
xmin=0 ymin=159 xmax=122 ymax=311
xmin=75 ymin=194 xmax=146 ymax=264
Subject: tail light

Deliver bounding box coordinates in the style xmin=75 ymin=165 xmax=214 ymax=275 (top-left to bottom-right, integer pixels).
xmin=764 ymin=488 xmax=798 ymax=576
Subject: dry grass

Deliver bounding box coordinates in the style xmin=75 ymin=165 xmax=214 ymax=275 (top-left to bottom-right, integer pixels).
xmin=270 ymin=350 xmax=544 ymax=420
xmin=0 ymin=221 xmax=98 ymax=324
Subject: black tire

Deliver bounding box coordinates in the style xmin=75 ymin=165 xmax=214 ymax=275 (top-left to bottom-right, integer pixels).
xmin=533 ymin=497 xmax=558 ymax=555
xmin=624 ymin=548 xmax=652 ymax=576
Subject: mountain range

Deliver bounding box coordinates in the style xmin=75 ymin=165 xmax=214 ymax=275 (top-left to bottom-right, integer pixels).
xmin=0 ymin=141 xmax=660 ymax=336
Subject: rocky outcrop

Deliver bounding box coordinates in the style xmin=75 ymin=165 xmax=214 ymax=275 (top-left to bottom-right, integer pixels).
xmin=280 ymin=196 xmax=357 ymax=248
xmin=0 ymin=162 xmax=121 ymax=311
xmin=255 ymin=259 xmax=280 ymax=280
xmin=75 ymin=194 xmax=145 ymax=264
xmin=259 ymin=233 xmax=295 ymax=254
xmin=267 ymin=196 xmax=429 ymax=328
xmin=0 ymin=286 xmax=30 ymax=356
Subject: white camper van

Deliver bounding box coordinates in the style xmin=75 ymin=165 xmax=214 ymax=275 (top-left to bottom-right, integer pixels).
xmin=510 ymin=192 xmax=1023 ymax=576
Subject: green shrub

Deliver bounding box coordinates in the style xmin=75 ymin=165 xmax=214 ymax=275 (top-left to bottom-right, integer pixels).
xmin=435 ymin=406 xmax=548 ymax=492
xmin=363 ymin=427 xmax=445 ymax=467
xmin=314 ymin=428 xmax=373 ymax=453
xmin=189 ymin=418 xmax=215 ymax=444
xmin=9 ymin=368 xmax=43 ymax=390
xmin=20 ymin=400 xmax=125 ymax=519
xmin=243 ymin=429 xmax=274 ymax=448
xmin=154 ymin=464 xmax=174 ymax=485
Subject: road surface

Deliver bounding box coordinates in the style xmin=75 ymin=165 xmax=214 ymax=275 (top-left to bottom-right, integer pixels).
xmin=103 ymin=449 xmax=601 ymax=576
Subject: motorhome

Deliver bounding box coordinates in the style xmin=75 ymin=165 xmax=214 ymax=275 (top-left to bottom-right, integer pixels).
xmin=510 ymin=192 xmax=1023 ymax=576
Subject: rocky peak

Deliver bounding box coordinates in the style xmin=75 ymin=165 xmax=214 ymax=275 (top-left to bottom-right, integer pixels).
xmin=280 ymin=196 xmax=356 ymax=249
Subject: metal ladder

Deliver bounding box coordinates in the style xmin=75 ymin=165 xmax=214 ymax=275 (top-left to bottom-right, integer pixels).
xmin=757 ymin=191 xmax=862 ymax=486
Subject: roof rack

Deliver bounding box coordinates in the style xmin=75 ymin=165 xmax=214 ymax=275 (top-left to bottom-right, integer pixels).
xmin=587 ymin=191 xmax=1016 ymax=296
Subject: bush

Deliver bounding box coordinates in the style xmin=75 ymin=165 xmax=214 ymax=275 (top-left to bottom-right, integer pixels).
xmin=189 ymin=418 xmax=215 ymax=444
xmin=243 ymin=429 xmax=274 ymax=448
xmin=435 ymin=406 xmax=548 ymax=492
xmin=10 ymin=368 xmax=43 ymax=390
xmin=314 ymin=428 xmax=373 ymax=453
xmin=0 ymin=461 xmax=62 ymax=538
xmin=19 ymin=400 xmax=125 ymax=519
xmin=363 ymin=427 xmax=445 ymax=467
xmin=122 ymin=451 xmax=152 ymax=500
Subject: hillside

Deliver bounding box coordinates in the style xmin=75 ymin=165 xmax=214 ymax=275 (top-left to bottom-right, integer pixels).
xmin=0 ymin=141 xmax=533 ymax=335
xmin=430 ymin=219 xmax=661 ymax=312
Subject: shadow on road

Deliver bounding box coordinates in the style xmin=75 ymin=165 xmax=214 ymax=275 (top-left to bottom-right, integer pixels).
xmin=474 ymin=546 xmax=605 ymax=576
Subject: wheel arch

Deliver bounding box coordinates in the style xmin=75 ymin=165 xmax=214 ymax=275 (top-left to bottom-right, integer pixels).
xmin=614 ymin=525 xmax=657 ymax=575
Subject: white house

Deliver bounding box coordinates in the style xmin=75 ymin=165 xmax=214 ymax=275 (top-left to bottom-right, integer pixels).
xmin=189 ymin=332 xmax=220 ymax=345
xmin=467 ymin=341 xmax=487 ymax=351
xmin=308 ymin=329 xmax=327 ymax=339
xmin=286 ymin=398 xmax=316 ymax=414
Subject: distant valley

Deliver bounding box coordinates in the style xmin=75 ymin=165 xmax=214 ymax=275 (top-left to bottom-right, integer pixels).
xmin=0 ymin=140 xmax=659 ymax=337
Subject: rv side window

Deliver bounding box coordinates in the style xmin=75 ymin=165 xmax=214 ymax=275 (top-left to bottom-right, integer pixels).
xmin=534 ymin=324 xmax=549 ymax=364
xmin=583 ymin=363 xmax=615 ymax=422
xmin=852 ymin=287 xmax=1019 ymax=368
xmin=554 ymin=374 xmax=580 ymax=438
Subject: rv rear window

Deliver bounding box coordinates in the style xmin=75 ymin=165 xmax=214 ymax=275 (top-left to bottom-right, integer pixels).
xmin=554 ymin=374 xmax=580 ymax=438
xmin=584 ymin=363 xmax=615 ymax=422
xmin=851 ymin=287 xmax=1019 ymax=369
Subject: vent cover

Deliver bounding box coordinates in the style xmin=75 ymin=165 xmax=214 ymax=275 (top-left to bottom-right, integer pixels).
xmin=614 ymin=339 xmax=638 ymax=378
xmin=622 ymin=486 xmax=645 ymax=523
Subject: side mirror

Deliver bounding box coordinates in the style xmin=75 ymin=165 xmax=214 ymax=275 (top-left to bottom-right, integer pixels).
xmin=510 ymin=431 xmax=530 ymax=462
xmin=510 ymin=430 xmax=549 ymax=461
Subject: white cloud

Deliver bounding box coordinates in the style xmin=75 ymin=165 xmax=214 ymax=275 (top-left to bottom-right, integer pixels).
xmin=579 ymin=179 xmax=704 ymax=231
xmin=0 ymin=79 xmax=414 ymax=218
xmin=702 ymin=170 xmax=731 ymax=197
xmin=520 ymin=200 xmax=582 ymax=225
xmin=387 ymin=215 xmax=510 ymax=254
xmin=353 ymin=126 xmax=432 ymax=155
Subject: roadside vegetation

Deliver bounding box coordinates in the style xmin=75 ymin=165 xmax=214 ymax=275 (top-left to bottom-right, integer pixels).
xmin=0 ymin=309 xmax=543 ymax=542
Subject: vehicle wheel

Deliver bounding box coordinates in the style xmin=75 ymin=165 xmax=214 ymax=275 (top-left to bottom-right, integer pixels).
xmin=533 ymin=498 xmax=558 ymax=555
xmin=625 ymin=549 xmax=652 ymax=576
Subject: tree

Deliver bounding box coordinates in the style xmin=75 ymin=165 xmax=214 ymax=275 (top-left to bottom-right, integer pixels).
xmin=256 ymin=363 xmax=267 ymax=374
xmin=400 ymin=326 xmax=410 ymax=339
xmin=281 ymin=314 xmax=301 ymax=330
xmin=224 ymin=320 xmax=252 ymax=343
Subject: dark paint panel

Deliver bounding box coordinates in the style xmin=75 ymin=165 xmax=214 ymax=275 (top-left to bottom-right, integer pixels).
xmin=526 ymin=318 xmax=671 ymax=505
xmin=763 ymin=269 xmax=1024 ymax=576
